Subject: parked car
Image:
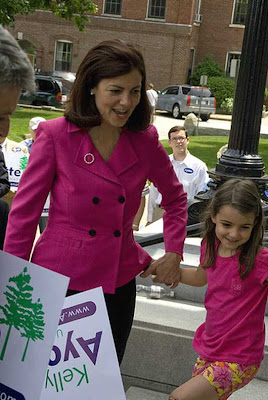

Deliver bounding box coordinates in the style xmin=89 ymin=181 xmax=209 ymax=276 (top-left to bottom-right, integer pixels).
xmin=38 ymin=70 xmax=76 ymax=83
xmin=19 ymin=75 xmax=73 ymax=108
xmin=156 ymin=85 xmax=216 ymax=121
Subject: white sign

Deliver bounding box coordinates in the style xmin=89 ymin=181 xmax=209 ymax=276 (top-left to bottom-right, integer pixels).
xmin=0 ymin=251 xmax=70 ymax=400
xmin=42 ymin=194 xmax=50 ymax=217
xmin=200 ymin=75 xmax=208 ymax=86
xmin=3 ymin=152 xmax=29 ymax=191
xmin=40 ymin=288 xmax=126 ymax=400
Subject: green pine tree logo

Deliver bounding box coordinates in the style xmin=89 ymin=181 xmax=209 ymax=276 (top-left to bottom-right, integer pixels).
xmin=19 ymin=156 xmax=28 ymax=171
xmin=0 ymin=267 xmax=45 ymax=361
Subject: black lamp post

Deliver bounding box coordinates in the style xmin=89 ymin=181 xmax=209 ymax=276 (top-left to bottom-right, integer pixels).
xmin=209 ymin=0 xmax=268 ymax=193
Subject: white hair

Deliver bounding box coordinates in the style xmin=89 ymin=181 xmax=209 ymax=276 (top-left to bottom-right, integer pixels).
xmin=0 ymin=25 xmax=35 ymax=91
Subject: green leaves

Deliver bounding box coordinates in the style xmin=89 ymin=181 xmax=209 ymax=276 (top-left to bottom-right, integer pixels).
xmin=0 ymin=0 xmax=98 ymax=31
xmin=190 ymin=54 xmax=225 ymax=86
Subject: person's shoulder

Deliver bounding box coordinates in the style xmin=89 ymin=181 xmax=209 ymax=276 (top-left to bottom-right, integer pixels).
xmin=6 ymin=138 xmax=28 ymax=153
xmin=126 ymin=124 xmax=158 ymax=140
xmin=38 ymin=116 xmax=84 ymax=138
xmin=187 ymin=152 xmax=207 ymax=168
xmin=124 ymin=124 xmax=159 ymax=151
xmin=42 ymin=116 xmax=68 ymax=130
xmin=256 ymin=248 xmax=268 ymax=265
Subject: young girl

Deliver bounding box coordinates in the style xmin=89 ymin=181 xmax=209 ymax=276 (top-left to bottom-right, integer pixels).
xmin=169 ymin=178 xmax=268 ymax=400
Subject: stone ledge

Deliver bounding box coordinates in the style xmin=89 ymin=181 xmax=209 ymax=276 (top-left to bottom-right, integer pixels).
xmin=121 ymin=296 xmax=268 ymax=393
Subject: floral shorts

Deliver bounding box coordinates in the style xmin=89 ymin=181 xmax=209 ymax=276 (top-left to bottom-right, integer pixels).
xmin=192 ymin=357 xmax=259 ymax=399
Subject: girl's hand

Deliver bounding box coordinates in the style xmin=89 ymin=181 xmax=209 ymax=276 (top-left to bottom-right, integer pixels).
xmin=140 ymin=252 xmax=181 ymax=289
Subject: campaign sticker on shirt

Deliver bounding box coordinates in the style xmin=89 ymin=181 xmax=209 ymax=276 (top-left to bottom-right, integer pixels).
xmin=184 ymin=167 xmax=194 ymax=174
xmin=11 ymin=147 xmax=24 ymax=152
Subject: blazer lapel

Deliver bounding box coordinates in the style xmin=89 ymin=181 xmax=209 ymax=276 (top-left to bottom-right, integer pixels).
xmin=74 ymin=134 xmax=120 ymax=184
xmin=108 ymin=130 xmax=138 ymax=176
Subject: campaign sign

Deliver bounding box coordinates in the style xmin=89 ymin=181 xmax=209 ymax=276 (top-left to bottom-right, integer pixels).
xmin=0 ymin=251 xmax=70 ymax=400
xmin=40 ymin=288 xmax=126 ymax=400
xmin=3 ymin=152 xmax=29 ymax=190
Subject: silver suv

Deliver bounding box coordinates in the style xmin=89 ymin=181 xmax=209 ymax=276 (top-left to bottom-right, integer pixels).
xmin=156 ymin=85 xmax=216 ymax=121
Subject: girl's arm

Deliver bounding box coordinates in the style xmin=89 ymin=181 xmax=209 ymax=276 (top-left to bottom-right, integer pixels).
xmin=180 ymin=265 xmax=207 ymax=287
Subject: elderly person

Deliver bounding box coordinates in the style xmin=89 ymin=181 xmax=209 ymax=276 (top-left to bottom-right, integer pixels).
xmin=0 ymin=25 xmax=35 ymax=245
xmin=4 ymin=39 xmax=187 ymax=363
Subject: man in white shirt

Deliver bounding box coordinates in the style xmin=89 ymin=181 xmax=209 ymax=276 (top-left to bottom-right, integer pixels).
xmin=146 ymin=83 xmax=158 ymax=114
xmin=147 ymin=126 xmax=209 ymax=223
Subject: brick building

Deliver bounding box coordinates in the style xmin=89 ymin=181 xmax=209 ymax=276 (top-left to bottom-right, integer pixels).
xmin=8 ymin=0 xmax=253 ymax=90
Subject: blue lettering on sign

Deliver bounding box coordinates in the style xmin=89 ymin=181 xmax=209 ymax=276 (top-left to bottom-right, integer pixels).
xmin=11 ymin=147 xmax=23 ymax=152
xmin=184 ymin=167 xmax=194 ymax=174
xmin=7 ymin=167 xmax=21 ymax=177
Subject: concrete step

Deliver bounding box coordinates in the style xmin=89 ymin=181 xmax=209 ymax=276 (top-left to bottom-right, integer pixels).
xmin=126 ymin=379 xmax=268 ymax=400
xmin=121 ymin=296 xmax=268 ymax=393
xmin=126 ymin=386 xmax=167 ymax=400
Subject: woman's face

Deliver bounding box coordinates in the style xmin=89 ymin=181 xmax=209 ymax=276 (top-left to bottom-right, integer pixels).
xmin=91 ymin=69 xmax=142 ymax=129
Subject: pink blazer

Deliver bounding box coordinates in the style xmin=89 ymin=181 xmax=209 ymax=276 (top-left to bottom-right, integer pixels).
xmin=4 ymin=117 xmax=187 ymax=293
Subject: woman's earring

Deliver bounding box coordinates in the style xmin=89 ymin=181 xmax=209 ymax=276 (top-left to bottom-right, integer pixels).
xmin=90 ymin=91 xmax=94 ymax=96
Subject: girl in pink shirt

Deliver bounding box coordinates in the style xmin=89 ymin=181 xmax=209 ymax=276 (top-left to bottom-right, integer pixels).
xmin=169 ymin=178 xmax=268 ymax=400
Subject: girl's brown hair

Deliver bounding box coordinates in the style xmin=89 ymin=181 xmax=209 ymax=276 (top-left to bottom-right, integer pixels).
xmin=64 ymin=39 xmax=151 ymax=130
xmin=202 ymin=178 xmax=264 ymax=278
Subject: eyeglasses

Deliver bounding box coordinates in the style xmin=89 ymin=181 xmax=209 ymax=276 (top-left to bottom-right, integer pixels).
xmin=170 ymin=137 xmax=187 ymax=142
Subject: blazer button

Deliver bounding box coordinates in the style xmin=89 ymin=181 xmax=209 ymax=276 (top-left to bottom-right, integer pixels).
xmin=118 ymin=196 xmax=125 ymax=203
xmin=89 ymin=229 xmax=97 ymax=236
xmin=92 ymin=197 xmax=100 ymax=204
xmin=113 ymin=230 xmax=121 ymax=237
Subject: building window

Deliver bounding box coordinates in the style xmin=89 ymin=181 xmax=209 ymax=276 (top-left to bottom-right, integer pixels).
xmin=232 ymin=0 xmax=248 ymax=25
xmin=225 ymin=52 xmax=241 ymax=77
xmin=147 ymin=0 xmax=166 ymax=19
xmin=104 ymin=0 xmax=122 ymax=15
xmin=54 ymin=41 xmax=72 ymax=72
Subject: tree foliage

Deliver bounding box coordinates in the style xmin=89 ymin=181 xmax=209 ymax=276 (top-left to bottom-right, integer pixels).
xmin=0 ymin=0 xmax=98 ymax=31
xmin=207 ymin=76 xmax=235 ymax=109
xmin=190 ymin=54 xmax=225 ymax=86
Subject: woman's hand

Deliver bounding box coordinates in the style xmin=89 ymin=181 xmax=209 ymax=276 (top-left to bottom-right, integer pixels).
xmin=140 ymin=252 xmax=181 ymax=289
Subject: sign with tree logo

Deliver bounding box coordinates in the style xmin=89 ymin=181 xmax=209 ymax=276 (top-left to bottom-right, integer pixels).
xmin=40 ymin=288 xmax=126 ymax=400
xmin=3 ymin=152 xmax=29 ymax=191
xmin=0 ymin=251 xmax=69 ymax=400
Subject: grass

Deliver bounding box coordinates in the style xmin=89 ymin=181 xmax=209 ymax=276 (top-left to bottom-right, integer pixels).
xmin=161 ymin=137 xmax=268 ymax=171
xmin=10 ymin=108 xmax=268 ymax=171
xmin=9 ymin=107 xmax=63 ymax=142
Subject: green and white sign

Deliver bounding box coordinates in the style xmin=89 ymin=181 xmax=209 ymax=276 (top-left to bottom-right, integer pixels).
xmin=3 ymin=152 xmax=29 ymax=191
xmin=0 ymin=251 xmax=69 ymax=400
xmin=40 ymin=288 xmax=126 ymax=400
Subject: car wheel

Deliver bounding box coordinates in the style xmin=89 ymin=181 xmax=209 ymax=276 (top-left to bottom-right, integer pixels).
xmin=172 ymin=104 xmax=182 ymax=119
xmin=200 ymin=114 xmax=210 ymax=122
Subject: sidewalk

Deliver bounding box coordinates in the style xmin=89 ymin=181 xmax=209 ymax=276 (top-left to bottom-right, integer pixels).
xmin=153 ymin=112 xmax=268 ymax=140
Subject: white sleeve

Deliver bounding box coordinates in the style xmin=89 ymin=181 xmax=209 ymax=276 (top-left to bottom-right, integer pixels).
xmin=147 ymin=183 xmax=159 ymax=222
xmin=195 ymin=163 xmax=209 ymax=194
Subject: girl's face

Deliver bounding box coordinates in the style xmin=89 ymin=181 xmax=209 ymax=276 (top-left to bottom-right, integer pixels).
xmin=91 ymin=69 xmax=142 ymax=130
xmin=211 ymin=205 xmax=256 ymax=256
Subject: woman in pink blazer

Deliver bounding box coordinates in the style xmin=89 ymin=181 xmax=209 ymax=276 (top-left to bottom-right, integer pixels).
xmin=4 ymin=40 xmax=187 ymax=363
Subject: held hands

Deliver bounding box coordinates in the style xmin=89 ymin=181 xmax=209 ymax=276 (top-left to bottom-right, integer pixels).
xmin=140 ymin=252 xmax=182 ymax=289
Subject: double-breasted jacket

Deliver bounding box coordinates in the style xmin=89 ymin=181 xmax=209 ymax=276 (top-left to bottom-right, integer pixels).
xmin=4 ymin=117 xmax=187 ymax=293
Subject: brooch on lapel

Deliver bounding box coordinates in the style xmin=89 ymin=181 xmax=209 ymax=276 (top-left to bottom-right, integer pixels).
xmin=84 ymin=153 xmax=95 ymax=164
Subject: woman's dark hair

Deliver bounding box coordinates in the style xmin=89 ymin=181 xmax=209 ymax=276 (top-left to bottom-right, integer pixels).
xmin=65 ymin=39 xmax=151 ymax=130
xmin=168 ymin=126 xmax=188 ymax=139
xmin=201 ymin=178 xmax=264 ymax=279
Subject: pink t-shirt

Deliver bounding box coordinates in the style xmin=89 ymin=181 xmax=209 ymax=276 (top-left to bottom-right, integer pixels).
xmin=193 ymin=242 xmax=268 ymax=366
